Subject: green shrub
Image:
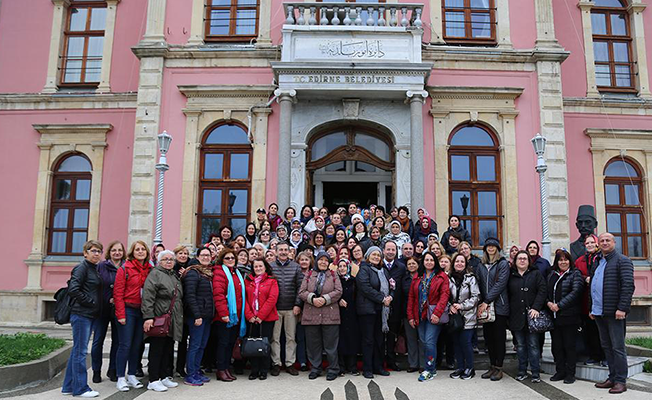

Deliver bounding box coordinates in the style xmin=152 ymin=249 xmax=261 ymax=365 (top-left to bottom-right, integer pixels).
xmin=0 ymin=333 xmax=66 ymax=366
xmin=644 ymin=360 xmax=652 ymax=374
xmin=626 ymin=336 xmax=652 ymax=350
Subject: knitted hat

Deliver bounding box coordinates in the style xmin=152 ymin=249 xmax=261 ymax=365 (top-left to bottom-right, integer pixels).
xmin=365 ymin=246 xmax=382 ymax=259
xmin=483 ymin=237 xmax=501 ymax=252
xmin=315 ymin=251 xmax=331 ymax=264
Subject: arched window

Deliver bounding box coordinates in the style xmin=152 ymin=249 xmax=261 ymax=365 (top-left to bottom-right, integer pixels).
xmin=591 ymin=0 xmax=634 ymax=91
xmin=604 ymin=158 xmax=646 ymax=258
xmin=448 ymin=125 xmax=501 ymax=247
xmin=442 ymin=0 xmax=496 ymax=44
xmin=48 ymin=154 xmax=92 ymax=255
xmin=197 ymin=122 xmax=252 ymax=245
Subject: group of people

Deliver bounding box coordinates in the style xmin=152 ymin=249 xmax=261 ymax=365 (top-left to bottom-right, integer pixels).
xmin=62 ymin=202 xmax=635 ymax=397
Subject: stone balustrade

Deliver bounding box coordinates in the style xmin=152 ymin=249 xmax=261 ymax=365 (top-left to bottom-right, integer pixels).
xmin=283 ymin=2 xmax=423 ymax=29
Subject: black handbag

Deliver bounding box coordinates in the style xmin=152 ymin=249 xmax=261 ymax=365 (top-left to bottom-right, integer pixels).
xmin=241 ymin=324 xmax=270 ymax=358
xmin=446 ymin=282 xmax=464 ymax=334
xmin=527 ymin=309 xmax=554 ymax=333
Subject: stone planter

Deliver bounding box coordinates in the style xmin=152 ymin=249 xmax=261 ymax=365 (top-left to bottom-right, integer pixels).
xmin=0 ymin=342 xmax=72 ymax=392
xmin=626 ymin=344 xmax=652 ymax=358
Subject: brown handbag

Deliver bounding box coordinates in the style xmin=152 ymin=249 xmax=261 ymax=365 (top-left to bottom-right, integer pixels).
xmin=146 ymin=286 xmax=178 ymax=338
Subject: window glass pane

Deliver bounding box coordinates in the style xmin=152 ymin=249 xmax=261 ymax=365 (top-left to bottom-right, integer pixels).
xmin=613 ymin=42 xmax=629 ymax=62
xmin=605 ymin=184 xmax=620 ymax=205
xmin=354 ymin=134 xmax=390 ymax=161
xmin=209 ymin=10 xmax=230 ymax=35
xmin=478 ymin=220 xmax=498 ymax=246
xmin=613 ymin=235 xmax=623 ymax=253
xmin=76 ymin=180 xmax=91 ymax=200
xmin=471 ymin=13 xmax=491 ymax=38
xmin=205 ymin=124 xmax=249 ymax=144
xmin=478 ymin=192 xmax=497 ymax=216
xmin=59 ymin=156 xmax=91 ymax=172
xmin=451 ymin=191 xmax=471 ymax=216
xmin=53 ymin=209 xmax=69 ymax=228
xmin=624 ymin=185 xmax=640 ymax=205
xmin=594 ymin=0 xmax=625 ymax=6
xmin=311 ymin=133 xmax=346 ymax=160
xmin=471 ymin=0 xmax=490 ymax=9
xmin=64 ymin=60 xmax=83 ymax=83
xmin=204 ymin=154 xmax=224 ymax=179
xmin=230 ymin=218 xmax=247 ymax=237
xmin=64 ymin=37 xmax=85 ymax=83
xmin=445 ymin=12 xmax=465 ymax=37
xmin=238 ymin=0 xmax=258 ymax=5
xmin=90 ymin=7 xmax=107 ymax=30
xmin=212 ymin=0 xmax=231 ymax=5
xmin=325 ymin=161 xmax=346 ymax=172
xmin=56 ymin=180 xmax=72 ymax=200
xmin=200 ymin=218 xmax=221 ymax=245
xmin=477 ymin=156 xmax=496 ymax=181
xmin=591 ymin=13 xmax=607 ymax=35
xmin=51 ymin=232 xmax=67 ymax=253
xmin=628 ymin=237 xmax=643 ymax=257
xmin=607 ymin=213 xmax=621 ymax=233
xmin=451 ymin=155 xmax=470 ymax=181
xmin=615 ymin=65 xmax=632 ymax=87
xmin=229 ymin=154 xmax=250 ymax=179
xmin=355 ymin=161 xmax=376 ymax=172
xmin=464 ymin=220 xmax=473 ymax=241
xmin=610 ymin=13 xmax=627 ymax=36
xmin=72 ymin=232 xmax=87 ymax=253
xmin=85 ymin=36 xmax=103 ymax=82
xmin=235 ymin=10 xmax=256 ymax=35
xmin=446 ymin=0 xmax=464 ymax=8
xmin=593 ymin=41 xmax=609 ymax=62
xmin=605 ymin=160 xmax=638 ymax=177
xmin=202 ymin=189 xmax=222 ymax=214
xmin=69 ymin=8 xmax=89 ymax=31
xmin=228 ymin=189 xmax=248 ymax=214
xmin=595 ymin=64 xmax=611 ymax=86
xmin=450 ymin=126 xmax=494 ymax=146
xmin=73 ymin=209 xmax=89 ymax=229
xmin=626 ymin=213 xmax=642 ymax=233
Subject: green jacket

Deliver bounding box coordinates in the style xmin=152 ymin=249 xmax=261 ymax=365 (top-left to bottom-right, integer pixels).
xmin=141 ymin=265 xmax=184 ymax=341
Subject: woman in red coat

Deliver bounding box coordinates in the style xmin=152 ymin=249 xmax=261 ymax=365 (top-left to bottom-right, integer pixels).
xmin=212 ymin=248 xmax=246 ymax=382
xmin=407 ymin=251 xmax=450 ymax=382
xmin=244 ymin=258 xmax=279 ymax=380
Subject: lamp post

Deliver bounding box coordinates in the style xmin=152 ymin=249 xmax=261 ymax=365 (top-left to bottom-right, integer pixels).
xmin=153 ymin=131 xmax=172 ymax=246
xmin=531 ymin=133 xmax=551 ymax=262
xmin=460 ymin=194 xmax=469 ymax=230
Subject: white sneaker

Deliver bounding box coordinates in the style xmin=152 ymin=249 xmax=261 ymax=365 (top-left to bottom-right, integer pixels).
xmin=116 ymin=377 xmax=129 ymax=392
xmin=126 ymin=374 xmax=143 ymax=389
xmin=78 ymin=390 xmax=99 ymax=398
xmin=147 ymin=380 xmax=168 ymax=392
xmin=161 ymin=377 xmax=178 ymax=388
xmin=61 ymin=392 xmax=72 ymax=396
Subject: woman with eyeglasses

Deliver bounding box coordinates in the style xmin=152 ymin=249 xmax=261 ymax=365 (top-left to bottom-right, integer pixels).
xmin=141 ymin=250 xmax=184 ymax=392
xmin=258 ymin=230 xmax=272 ymax=249
xmin=212 ymin=248 xmax=247 ymax=382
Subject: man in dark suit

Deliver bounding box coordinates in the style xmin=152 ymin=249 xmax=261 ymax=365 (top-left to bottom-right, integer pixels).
xmin=382 ymin=240 xmax=406 ymax=370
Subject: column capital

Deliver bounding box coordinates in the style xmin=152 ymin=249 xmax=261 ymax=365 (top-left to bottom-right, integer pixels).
xmin=406 ymin=90 xmax=428 ymax=101
xmin=51 ymin=0 xmax=72 ymax=6
xmin=577 ymin=1 xmax=594 ymax=11
xmin=274 ymin=89 xmax=297 ymax=103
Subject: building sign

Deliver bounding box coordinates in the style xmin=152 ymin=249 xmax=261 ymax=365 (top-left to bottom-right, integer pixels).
xmin=291 ymin=74 xmax=395 ymax=84
xmin=319 ymin=39 xmax=385 ymax=59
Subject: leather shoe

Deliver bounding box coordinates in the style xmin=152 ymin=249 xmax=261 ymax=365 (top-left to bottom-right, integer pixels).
xmin=363 ymin=372 xmax=374 ymax=379
xmin=595 ymin=379 xmax=615 ymax=389
xmin=388 ymin=363 xmax=401 ymax=372
xmin=286 ymin=366 xmax=299 ymax=376
xmin=490 ymin=368 xmax=503 ymax=381
xmin=107 ymin=370 xmax=117 ymax=382
xmin=248 ymin=372 xmax=258 ymax=380
xmin=92 ymin=371 xmax=101 ymax=384
xmin=550 ymin=373 xmax=565 ymax=382
xmin=374 ymin=369 xmax=390 ymax=376
xmin=407 ymin=367 xmax=419 ymax=373
xmin=270 ymin=365 xmax=281 ymax=376
xmin=225 ymin=369 xmax=237 ymax=380
xmin=609 ymin=383 xmax=627 ymax=394
xmin=308 ymin=371 xmax=320 ymax=380
xmin=481 ymin=366 xmax=495 ymax=379
xmin=216 ymin=370 xmax=234 ymax=382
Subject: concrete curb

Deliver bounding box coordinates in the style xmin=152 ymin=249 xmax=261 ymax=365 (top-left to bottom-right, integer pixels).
xmin=626 ymin=344 xmax=652 ymax=358
xmin=0 ymin=342 xmax=72 ymax=393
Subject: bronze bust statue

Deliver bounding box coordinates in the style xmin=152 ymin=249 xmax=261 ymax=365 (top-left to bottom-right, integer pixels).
xmin=570 ymin=205 xmax=598 ymax=261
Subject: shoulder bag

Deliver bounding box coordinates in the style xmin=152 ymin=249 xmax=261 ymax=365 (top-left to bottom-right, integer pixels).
xmin=446 ymin=282 xmax=465 ymax=333
xmin=528 ymin=309 xmax=554 ymax=333
xmin=146 ymin=285 xmax=178 ymax=338
xmin=478 ymin=265 xmax=499 ymax=324
xmin=241 ymin=323 xmax=271 ymax=358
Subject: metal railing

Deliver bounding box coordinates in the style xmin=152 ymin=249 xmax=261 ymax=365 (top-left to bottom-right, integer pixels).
xmin=283 ymin=2 xmax=424 ymax=28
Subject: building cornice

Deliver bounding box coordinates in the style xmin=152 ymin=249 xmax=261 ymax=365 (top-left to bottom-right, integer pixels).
xmin=427 ymin=86 xmax=524 ymax=100
xmin=178 ymin=85 xmax=277 ymax=99
xmin=422 ymin=45 xmax=570 ymax=64
xmin=564 ymin=96 xmax=652 ymax=115
xmin=0 ymin=93 xmax=137 ymax=110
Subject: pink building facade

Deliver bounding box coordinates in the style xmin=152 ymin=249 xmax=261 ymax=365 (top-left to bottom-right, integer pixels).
xmin=0 ymin=0 xmax=650 ymax=324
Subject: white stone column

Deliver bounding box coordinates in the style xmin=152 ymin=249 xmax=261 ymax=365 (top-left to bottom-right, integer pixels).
xmin=628 ymin=2 xmax=652 ymax=98
xmin=142 ymin=0 xmax=167 ymax=43
xmin=188 ymin=0 xmax=205 ymax=46
xmin=534 ymin=0 xmax=560 ymax=48
xmin=395 ymin=144 xmax=411 ymax=209
xmin=407 ymin=90 xmax=427 ymax=212
xmin=43 ymin=0 xmax=71 ymax=93
xmin=578 ymin=1 xmax=600 ymax=98
xmin=290 ymin=145 xmax=306 ymax=211
xmin=274 ymin=89 xmax=296 ymax=211
xmin=97 ymin=0 xmax=120 ymax=93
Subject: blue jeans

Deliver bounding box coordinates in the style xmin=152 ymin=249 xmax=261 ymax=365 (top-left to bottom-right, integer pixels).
xmin=595 ymin=316 xmax=628 ymax=384
xmin=453 ymin=328 xmax=475 ymax=370
xmin=186 ymin=318 xmax=211 ymax=376
xmin=418 ymin=320 xmax=442 ymax=373
xmin=512 ymin=327 xmax=540 ymax=377
xmin=62 ymin=314 xmax=94 ymax=395
xmin=91 ymin=313 xmax=119 ymax=373
xmin=116 ymin=307 xmax=144 ymax=377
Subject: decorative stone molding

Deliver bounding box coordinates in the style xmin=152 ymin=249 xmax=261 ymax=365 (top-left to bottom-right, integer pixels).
xmin=97 ymin=0 xmax=121 ymax=93
xmin=428 ymin=86 xmax=523 ymax=247
xmin=563 ymin=96 xmax=652 ymax=114
xmin=0 ymin=93 xmax=137 ymax=110
xmin=585 ymin=128 xmax=652 ymax=262
xmin=26 ymin=124 xmax=112 ymax=290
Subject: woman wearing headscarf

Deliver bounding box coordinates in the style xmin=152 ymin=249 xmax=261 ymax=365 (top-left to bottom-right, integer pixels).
xmin=414 ymin=208 xmax=439 ymax=240
xmin=382 ymin=221 xmax=411 ymax=256
xmin=413 ymin=214 xmax=438 ymax=245
xmin=299 ymin=252 xmax=343 ymax=381
xmin=267 ymin=203 xmax=284 ymax=232
xmin=336 ymin=258 xmax=359 ymax=376
xmin=356 ymin=246 xmax=393 ymax=379
xmin=289 ymin=228 xmax=304 ymax=250
xmin=351 ymin=221 xmax=372 ymax=252
xmin=244 ymin=223 xmax=258 ymax=249
xmin=310 ymin=230 xmax=326 ymax=257
xmin=173 ymin=245 xmax=194 ymax=378
xmin=440 ymin=216 xmax=472 ymax=255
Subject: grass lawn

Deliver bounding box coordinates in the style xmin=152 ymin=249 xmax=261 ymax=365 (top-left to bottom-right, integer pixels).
xmin=0 ymin=333 xmax=66 ymax=366
xmin=626 ymin=336 xmax=652 ymax=350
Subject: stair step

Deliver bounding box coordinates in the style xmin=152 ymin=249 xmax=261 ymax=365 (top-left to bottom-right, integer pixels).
xmin=540 ymin=356 xmax=648 ymax=382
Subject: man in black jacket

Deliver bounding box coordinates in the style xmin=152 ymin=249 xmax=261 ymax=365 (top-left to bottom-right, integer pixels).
xmin=382 ymin=240 xmax=406 ymax=371
xmin=589 ymin=233 xmax=635 ymax=394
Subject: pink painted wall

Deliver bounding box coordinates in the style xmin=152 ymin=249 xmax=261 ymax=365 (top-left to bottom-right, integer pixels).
xmin=0 ymin=110 xmax=135 ymax=291
xmin=510 ymin=0 xmax=537 ymax=49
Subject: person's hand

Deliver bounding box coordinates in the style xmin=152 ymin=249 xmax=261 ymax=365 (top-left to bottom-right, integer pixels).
xmin=293 ymin=306 xmax=301 ymax=316
xmin=430 ymin=314 xmax=440 ymax=324
xmin=143 ymin=319 xmax=154 ymax=332
xmin=255 ymin=317 xmax=262 ymax=323
xmin=313 ymin=297 xmax=326 ymax=307
xmin=586 ymin=276 xmax=591 ymax=284
xmin=450 ymin=306 xmax=458 ymax=314
xmin=551 ymin=304 xmax=559 ymax=313
xmin=118 ymin=318 xmax=126 ymax=325
xmin=249 ymin=317 xmax=257 ymax=323
xmin=179 ymin=267 xmax=186 ymax=275
xmin=615 ymin=310 xmax=627 ymax=320
xmin=339 ymin=299 xmax=347 ymax=308
xmin=409 ymin=319 xmax=416 ymax=328
xmin=528 ymin=309 xmax=540 ymax=319
xmin=221 ymin=316 xmax=230 ymax=323
xmin=109 ymin=298 xmax=114 ymax=304
xmin=383 ymin=296 xmax=392 ymax=307
xmin=477 ymin=302 xmax=487 ymax=317
xmin=194 ymin=318 xmax=202 ymax=326
xmin=589 ymin=313 xmax=595 ymax=320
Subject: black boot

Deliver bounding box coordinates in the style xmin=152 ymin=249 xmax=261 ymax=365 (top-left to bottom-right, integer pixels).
xmin=92 ymin=370 xmax=101 ymax=383
xmin=107 ymin=369 xmax=117 ymax=382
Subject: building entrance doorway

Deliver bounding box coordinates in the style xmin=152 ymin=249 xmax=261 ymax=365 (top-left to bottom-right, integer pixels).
xmin=322 ymin=182 xmax=377 ymax=211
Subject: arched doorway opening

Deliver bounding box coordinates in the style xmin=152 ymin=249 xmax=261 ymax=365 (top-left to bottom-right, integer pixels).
xmin=306 ymin=124 xmax=395 ymax=211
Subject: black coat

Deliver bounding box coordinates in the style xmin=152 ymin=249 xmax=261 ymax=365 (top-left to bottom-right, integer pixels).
xmin=589 ymin=250 xmax=635 ymax=315
xmin=69 ymin=259 xmax=102 ymax=319
xmin=355 ymin=262 xmax=392 ymax=315
xmin=383 ymin=259 xmax=406 ymax=321
xmin=546 ymin=268 xmax=584 ymax=325
xmin=507 ymin=267 xmax=547 ymax=331
xmin=182 ymin=268 xmax=215 ymax=320
xmin=338 ymin=277 xmax=359 ymax=355
xmin=440 ymin=226 xmax=472 ymax=254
